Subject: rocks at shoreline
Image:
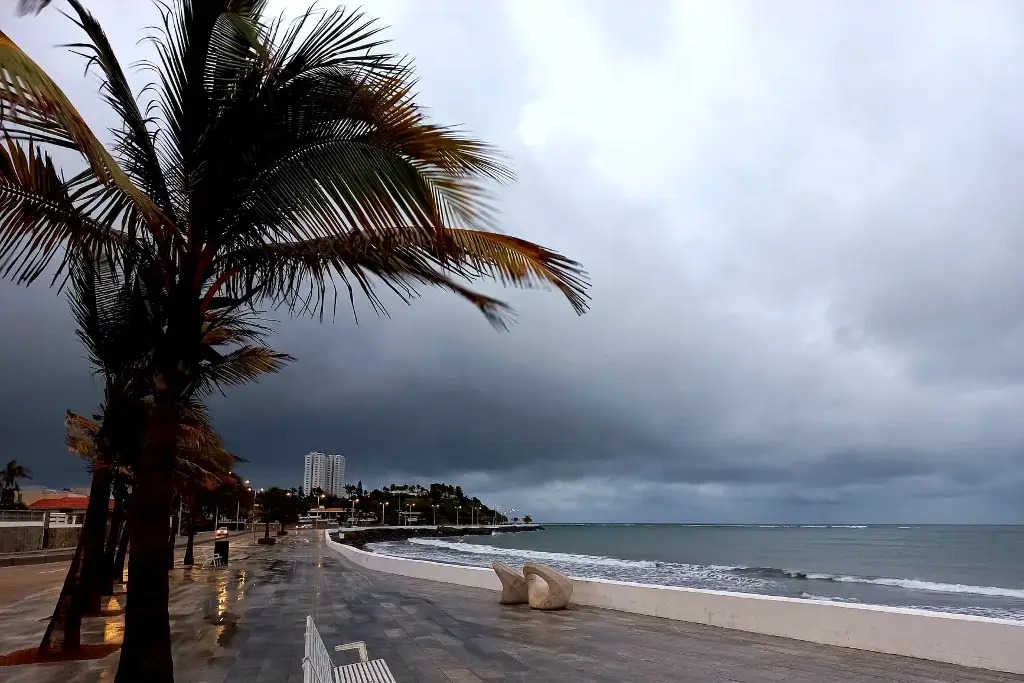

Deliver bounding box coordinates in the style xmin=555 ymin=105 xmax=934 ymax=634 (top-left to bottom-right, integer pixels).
xmin=329 ymin=525 xmax=542 ymax=549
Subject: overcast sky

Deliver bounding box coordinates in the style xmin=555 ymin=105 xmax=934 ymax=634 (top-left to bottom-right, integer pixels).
xmin=4 ymin=0 xmax=1024 ymax=523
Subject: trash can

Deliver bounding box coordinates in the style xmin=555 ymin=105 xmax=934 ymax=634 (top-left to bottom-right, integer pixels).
xmin=214 ymin=539 xmax=229 ymax=566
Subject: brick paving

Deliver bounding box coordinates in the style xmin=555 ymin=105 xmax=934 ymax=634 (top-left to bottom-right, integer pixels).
xmin=1 ymin=530 xmax=1022 ymax=682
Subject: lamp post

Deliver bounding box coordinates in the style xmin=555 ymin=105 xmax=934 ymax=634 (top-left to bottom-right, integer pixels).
xmin=406 ymin=503 xmax=414 ymax=526
xmin=474 ymin=506 xmax=480 ymax=526
xmin=381 ymin=501 xmax=389 ymax=526
xmin=432 ymin=504 xmax=438 ymax=526
xmin=350 ymin=498 xmax=359 ymax=527
xmin=239 ymin=479 xmax=249 ymax=530
xmin=456 ymin=505 xmax=461 ymax=526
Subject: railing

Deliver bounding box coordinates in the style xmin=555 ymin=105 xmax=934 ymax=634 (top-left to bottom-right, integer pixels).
xmin=0 ymin=509 xmax=45 ymax=524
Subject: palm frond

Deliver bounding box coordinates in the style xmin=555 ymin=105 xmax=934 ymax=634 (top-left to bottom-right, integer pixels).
xmin=191 ymin=345 xmax=293 ymax=397
xmin=0 ymin=30 xmax=162 ymax=226
xmin=63 ymin=0 xmax=178 ymax=224
xmin=16 ymin=0 xmax=51 ymax=15
xmin=65 ymin=410 xmax=101 ymax=460
xmin=218 ymin=227 xmax=589 ymax=325
xmin=67 ymin=250 xmax=157 ymax=380
xmin=0 ymin=139 xmax=129 ymax=284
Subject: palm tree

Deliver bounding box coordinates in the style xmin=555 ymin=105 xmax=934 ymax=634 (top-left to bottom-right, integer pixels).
xmin=0 ymin=2 xmax=588 ymax=680
xmin=0 ymin=459 xmax=31 ymax=507
xmin=41 ymin=253 xmax=282 ymax=655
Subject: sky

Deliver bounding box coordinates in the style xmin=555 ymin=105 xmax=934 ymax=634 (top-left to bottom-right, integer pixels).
xmin=3 ymin=0 xmax=1024 ymax=523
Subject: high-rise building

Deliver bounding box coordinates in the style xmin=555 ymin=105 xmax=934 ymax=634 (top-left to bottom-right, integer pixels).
xmin=302 ymin=452 xmax=346 ymax=498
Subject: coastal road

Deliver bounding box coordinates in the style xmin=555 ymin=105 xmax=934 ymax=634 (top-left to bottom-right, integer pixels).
xmin=0 ymin=530 xmax=255 ymax=609
xmin=0 ymin=560 xmax=71 ymax=608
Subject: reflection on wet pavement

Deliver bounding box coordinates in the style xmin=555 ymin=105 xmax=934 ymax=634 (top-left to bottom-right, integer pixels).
xmin=0 ymin=532 xmax=308 ymax=683
xmin=102 ymin=620 xmax=123 ymax=644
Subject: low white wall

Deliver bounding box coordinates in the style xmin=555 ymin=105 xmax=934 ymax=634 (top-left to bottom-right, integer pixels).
xmin=324 ymin=530 xmax=1024 ymax=675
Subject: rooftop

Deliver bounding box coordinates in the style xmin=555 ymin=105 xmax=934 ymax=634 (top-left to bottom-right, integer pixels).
xmin=26 ymin=496 xmax=114 ymax=512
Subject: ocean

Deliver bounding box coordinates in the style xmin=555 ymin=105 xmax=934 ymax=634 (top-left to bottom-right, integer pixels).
xmin=366 ymin=524 xmax=1024 ymax=620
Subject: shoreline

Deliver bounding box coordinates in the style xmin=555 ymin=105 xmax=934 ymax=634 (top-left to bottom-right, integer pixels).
xmin=330 ymin=524 xmax=543 ymax=550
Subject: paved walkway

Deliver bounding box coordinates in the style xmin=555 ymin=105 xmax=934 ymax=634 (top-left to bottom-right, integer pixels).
xmin=1 ymin=531 xmax=1021 ymax=682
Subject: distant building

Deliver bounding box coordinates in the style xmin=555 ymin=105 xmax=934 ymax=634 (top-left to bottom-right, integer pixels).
xmin=302 ymin=452 xmax=346 ymax=498
xmin=27 ymin=494 xmax=114 ymax=525
xmin=18 ymin=487 xmax=91 ymax=507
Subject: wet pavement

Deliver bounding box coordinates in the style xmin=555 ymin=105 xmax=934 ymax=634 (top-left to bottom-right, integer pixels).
xmin=1 ymin=530 xmax=1022 ymax=682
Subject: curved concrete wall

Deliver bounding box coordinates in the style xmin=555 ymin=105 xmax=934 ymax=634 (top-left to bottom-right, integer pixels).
xmin=324 ymin=530 xmax=1024 ymax=674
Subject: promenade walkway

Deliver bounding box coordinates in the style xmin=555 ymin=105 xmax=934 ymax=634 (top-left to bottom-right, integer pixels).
xmin=0 ymin=530 xmax=1020 ymax=682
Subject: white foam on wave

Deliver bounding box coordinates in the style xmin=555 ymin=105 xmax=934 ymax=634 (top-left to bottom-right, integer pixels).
xmin=800 ymin=592 xmax=860 ymax=603
xmin=830 ymin=525 xmax=868 ymax=529
xmin=406 ymin=537 xmax=660 ymax=569
xmin=800 ymin=525 xmax=828 ymax=528
xmin=897 ymin=526 xmax=911 ymax=529
xmin=806 ymin=573 xmax=1024 ymax=599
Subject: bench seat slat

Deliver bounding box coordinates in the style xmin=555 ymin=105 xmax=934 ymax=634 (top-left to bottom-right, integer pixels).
xmin=335 ymin=659 xmax=396 ymax=683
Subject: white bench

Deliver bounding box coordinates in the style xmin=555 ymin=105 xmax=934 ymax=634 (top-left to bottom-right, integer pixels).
xmin=303 ymin=616 xmax=396 ymax=683
xmin=197 ymin=546 xmax=224 ymax=568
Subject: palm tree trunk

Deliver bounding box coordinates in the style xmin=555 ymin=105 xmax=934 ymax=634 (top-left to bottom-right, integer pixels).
xmin=112 ymin=520 xmax=129 ymax=585
xmin=38 ymin=460 xmax=112 ymax=653
xmin=183 ymin=513 xmax=195 ymax=567
xmin=167 ymin=494 xmax=180 ymax=570
xmin=37 ymin=536 xmax=84 ymax=653
xmin=79 ymin=461 xmax=113 ymax=614
xmin=101 ymin=488 xmax=127 ymax=596
xmin=115 ymin=443 xmax=174 ymax=683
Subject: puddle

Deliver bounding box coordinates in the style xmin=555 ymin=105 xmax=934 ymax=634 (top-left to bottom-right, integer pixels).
xmin=103 ymin=620 xmax=124 ymax=644
xmin=215 ymin=622 xmax=239 ymax=647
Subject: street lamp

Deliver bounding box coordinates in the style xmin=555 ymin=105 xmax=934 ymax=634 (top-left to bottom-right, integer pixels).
xmin=456 ymin=505 xmax=462 ymax=526
xmin=473 ymin=506 xmax=480 ymax=526
xmin=350 ymin=498 xmax=359 ymax=527
xmin=431 ymin=504 xmax=438 ymax=526
xmin=380 ymin=501 xmax=389 ymax=526
xmin=406 ymin=502 xmax=414 ymax=526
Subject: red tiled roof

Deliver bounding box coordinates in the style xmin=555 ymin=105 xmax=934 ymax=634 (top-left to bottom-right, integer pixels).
xmin=28 ymin=496 xmax=115 ymax=511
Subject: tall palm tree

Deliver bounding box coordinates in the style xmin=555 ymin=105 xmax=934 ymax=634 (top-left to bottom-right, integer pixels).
xmin=0 ymin=459 xmax=31 ymax=507
xmin=41 ymin=253 xmax=284 ymax=655
xmin=0 ymin=2 xmax=588 ymax=680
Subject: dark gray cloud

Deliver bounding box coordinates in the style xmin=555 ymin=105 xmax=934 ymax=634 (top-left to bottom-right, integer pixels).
xmin=3 ymin=0 xmax=1024 ymax=523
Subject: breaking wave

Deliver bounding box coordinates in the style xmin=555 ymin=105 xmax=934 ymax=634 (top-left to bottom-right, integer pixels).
xmin=406 ymin=538 xmax=659 ymax=569
xmin=730 ymin=566 xmax=1024 ymax=599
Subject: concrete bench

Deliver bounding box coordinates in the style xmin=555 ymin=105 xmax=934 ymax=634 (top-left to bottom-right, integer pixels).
xmin=303 ymin=616 xmax=396 ymax=683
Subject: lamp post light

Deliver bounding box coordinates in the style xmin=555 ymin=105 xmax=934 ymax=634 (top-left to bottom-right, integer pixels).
xmin=381 ymin=501 xmax=389 ymax=526
xmin=349 ymin=498 xmax=359 ymax=527
xmin=456 ymin=505 xmax=462 ymax=526
xmin=406 ymin=503 xmax=414 ymax=526
xmin=431 ymin=504 xmax=438 ymax=526
xmin=474 ymin=506 xmax=480 ymax=526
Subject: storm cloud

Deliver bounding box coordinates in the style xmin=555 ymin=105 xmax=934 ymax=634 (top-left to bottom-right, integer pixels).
xmin=3 ymin=0 xmax=1024 ymax=523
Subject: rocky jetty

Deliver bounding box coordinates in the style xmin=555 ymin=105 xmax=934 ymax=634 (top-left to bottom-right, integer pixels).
xmin=329 ymin=525 xmax=542 ymax=550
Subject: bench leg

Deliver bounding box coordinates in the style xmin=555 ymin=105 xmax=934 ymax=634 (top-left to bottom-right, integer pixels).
xmin=334 ymin=640 xmax=368 ymax=662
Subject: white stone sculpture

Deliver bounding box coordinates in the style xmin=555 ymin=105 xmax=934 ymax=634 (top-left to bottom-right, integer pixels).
xmin=492 ymin=560 xmax=529 ymax=605
xmin=523 ymin=562 xmax=573 ymax=610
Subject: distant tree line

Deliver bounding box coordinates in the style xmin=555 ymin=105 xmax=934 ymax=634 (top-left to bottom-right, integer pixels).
xmin=294 ymin=481 xmax=522 ymax=525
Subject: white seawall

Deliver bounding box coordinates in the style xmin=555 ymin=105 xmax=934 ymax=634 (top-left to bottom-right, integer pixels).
xmin=324 ymin=529 xmax=1024 ymax=675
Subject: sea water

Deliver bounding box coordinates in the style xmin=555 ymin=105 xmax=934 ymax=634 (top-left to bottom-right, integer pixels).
xmin=366 ymin=524 xmax=1024 ymax=620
